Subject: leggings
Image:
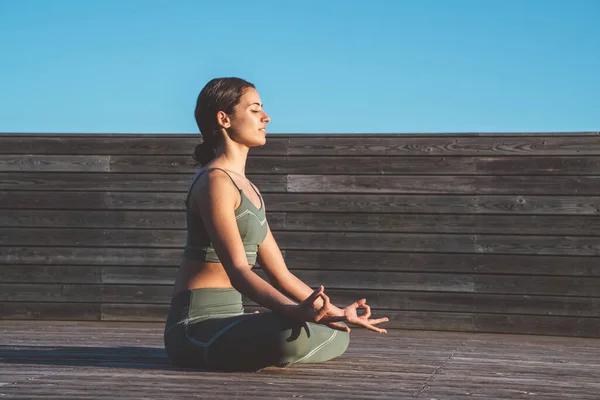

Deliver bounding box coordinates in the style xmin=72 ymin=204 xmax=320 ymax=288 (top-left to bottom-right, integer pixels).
xmin=163 ymin=288 xmax=350 ymax=371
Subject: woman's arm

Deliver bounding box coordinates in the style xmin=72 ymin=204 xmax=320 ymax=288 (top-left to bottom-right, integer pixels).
xmin=195 ymin=170 xmax=298 ymax=316
xmin=257 ymin=225 xmax=344 ymax=317
xmin=257 ymin=220 xmax=389 ymax=334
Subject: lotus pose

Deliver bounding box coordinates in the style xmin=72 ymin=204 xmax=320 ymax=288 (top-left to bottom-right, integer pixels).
xmin=164 ymin=77 xmax=388 ymax=371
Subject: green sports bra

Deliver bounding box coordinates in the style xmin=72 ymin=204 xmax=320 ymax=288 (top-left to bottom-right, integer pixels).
xmin=182 ymin=168 xmax=268 ymax=265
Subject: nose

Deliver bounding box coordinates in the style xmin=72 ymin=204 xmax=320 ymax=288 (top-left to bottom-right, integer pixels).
xmin=263 ymin=111 xmax=271 ymax=123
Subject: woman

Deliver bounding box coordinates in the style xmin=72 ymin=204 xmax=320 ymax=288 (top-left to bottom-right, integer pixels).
xmin=164 ymin=77 xmax=388 ymax=372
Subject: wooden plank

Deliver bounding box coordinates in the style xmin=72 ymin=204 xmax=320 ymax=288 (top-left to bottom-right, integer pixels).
xmin=0 ymin=246 xmax=182 ymax=266
xmin=282 ymin=251 xmax=600 ymax=276
xmin=4 ymin=191 xmax=600 ymax=215
xmin=0 ymin=228 xmax=585 ymax=255
xmin=0 ymin=155 xmax=110 ymax=172
xmin=286 ymin=135 xmax=600 ymax=156
xmin=0 ymin=227 xmax=185 ymax=247
xmin=101 ymin=305 xmax=600 ymax=337
xmin=0 ymin=302 xmax=100 ymax=320
xmin=287 ymin=175 xmax=600 ymax=195
xmin=110 ymin=155 xmax=476 ymax=174
xmin=274 ymin=231 xmax=600 ymax=256
xmin=321 ymin=290 xmax=600 ymax=318
xmin=473 ymin=314 xmax=600 ymax=337
xmin=278 ymin=213 xmax=600 ymax=236
xmin=0 ymin=209 xmax=283 ymax=230
xmin=0 ymin=172 xmax=286 ymax=192
xmin=0 ymin=265 xmax=102 ymax=284
xmin=2 ymin=269 xmax=598 ymax=303
xmin=4 ymin=210 xmax=598 ymax=237
xmin=477 ymin=156 xmax=600 ymax=175
xmin=3 ymin=267 xmax=596 ymax=316
xmin=106 ymin=155 xmax=600 ymax=175
xmin=2 ymin=228 xmax=599 ymax=256
xmin=0 ymin=135 xmax=288 ymax=155
xmin=0 ymin=210 xmax=187 ymax=229
xmin=4 ymin=247 xmax=600 ymax=277
xmin=264 ymin=193 xmax=600 ymax=214
xmin=0 ymin=191 xmax=185 ymax=210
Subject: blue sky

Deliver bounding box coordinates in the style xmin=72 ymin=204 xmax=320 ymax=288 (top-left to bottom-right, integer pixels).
xmin=0 ymin=0 xmax=598 ymax=134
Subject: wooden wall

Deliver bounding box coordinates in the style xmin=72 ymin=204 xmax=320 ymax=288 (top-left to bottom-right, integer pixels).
xmin=1 ymin=133 xmax=599 ymax=337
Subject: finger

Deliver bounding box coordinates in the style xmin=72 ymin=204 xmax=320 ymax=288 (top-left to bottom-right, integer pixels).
xmin=326 ymin=322 xmax=351 ymax=333
xmin=309 ymin=285 xmax=324 ymax=301
xmin=367 ymin=317 xmax=389 ymax=325
xmin=253 ymin=311 xmax=260 ymax=314
xmin=362 ymin=322 xmax=387 ymax=334
xmin=315 ymin=293 xmax=330 ymax=321
xmin=302 ymin=285 xmax=324 ymax=306
xmin=361 ymin=302 xmax=372 ymax=319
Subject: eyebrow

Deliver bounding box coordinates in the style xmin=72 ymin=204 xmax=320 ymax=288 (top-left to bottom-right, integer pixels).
xmin=248 ymin=102 xmax=263 ymax=107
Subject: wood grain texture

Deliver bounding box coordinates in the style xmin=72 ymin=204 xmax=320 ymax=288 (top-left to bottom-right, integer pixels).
xmin=3 ymin=191 xmax=600 ymax=215
xmin=3 ymin=228 xmax=599 ymax=256
xmin=4 ymin=247 xmax=600 ymax=277
xmin=0 ymin=135 xmax=288 ymax=155
xmin=285 ymin=135 xmax=600 ymax=156
xmin=1 ymin=320 xmax=599 ymax=399
xmin=3 ymin=210 xmax=599 ymax=237
xmin=0 ymin=172 xmax=285 ymax=192
xmin=106 ymin=155 xmax=600 ymax=175
xmin=287 ymin=175 xmax=600 ymax=195
xmin=2 ymin=133 xmax=600 ymax=338
xmin=0 ymin=155 xmax=110 ymax=172
xmin=0 ymin=191 xmax=185 ymax=210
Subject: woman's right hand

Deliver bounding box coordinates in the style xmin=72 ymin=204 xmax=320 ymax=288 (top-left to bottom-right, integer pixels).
xmin=292 ymin=286 xmax=388 ymax=334
xmin=291 ymin=286 xmax=350 ymax=332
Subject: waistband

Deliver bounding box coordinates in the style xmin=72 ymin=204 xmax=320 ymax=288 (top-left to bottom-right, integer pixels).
xmin=165 ymin=288 xmax=244 ymax=331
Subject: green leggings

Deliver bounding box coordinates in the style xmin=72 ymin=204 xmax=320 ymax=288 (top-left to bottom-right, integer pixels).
xmin=163 ymin=288 xmax=350 ymax=371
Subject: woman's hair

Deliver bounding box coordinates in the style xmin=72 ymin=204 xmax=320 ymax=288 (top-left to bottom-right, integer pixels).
xmin=193 ymin=77 xmax=256 ymax=165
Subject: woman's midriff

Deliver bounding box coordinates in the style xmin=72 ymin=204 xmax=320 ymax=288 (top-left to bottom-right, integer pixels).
xmin=171 ymin=257 xmax=252 ymax=297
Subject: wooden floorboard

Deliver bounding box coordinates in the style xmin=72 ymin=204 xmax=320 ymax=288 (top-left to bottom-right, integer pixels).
xmin=1 ymin=321 xmax=599 ymax=399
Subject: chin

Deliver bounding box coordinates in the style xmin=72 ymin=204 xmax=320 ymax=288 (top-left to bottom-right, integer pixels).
xmin=250 ymin=136 xmax=267 ymax=148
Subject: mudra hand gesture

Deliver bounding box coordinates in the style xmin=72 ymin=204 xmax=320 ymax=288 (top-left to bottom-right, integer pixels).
xmin=297 ymin=285 xmax=389 ymax=334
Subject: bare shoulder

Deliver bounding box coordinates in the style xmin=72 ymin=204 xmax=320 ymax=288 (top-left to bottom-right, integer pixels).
xmin=189 ymin=169 xmax=240 ymax=212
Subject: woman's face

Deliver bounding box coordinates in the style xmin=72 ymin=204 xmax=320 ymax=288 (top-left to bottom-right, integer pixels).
xmin=224 ymin=87 xmax=270 ymax=147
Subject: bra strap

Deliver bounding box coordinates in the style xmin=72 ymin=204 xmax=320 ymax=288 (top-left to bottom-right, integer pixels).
xmin=185 ymin=167 xmax=241 ymax=207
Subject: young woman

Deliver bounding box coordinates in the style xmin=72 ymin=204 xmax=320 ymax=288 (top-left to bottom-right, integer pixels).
xmin=163 ymin=77 xmax=388 ymax=371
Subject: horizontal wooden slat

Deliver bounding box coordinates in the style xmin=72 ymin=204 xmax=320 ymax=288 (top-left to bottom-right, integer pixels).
xmin=0 ymin=155 xmax=110 ymax=172
xmin=0 ymin=210 xmax=282 ymax=230
xmin=275 ymin=232 xmax=600 ymax=256
xmin=3 ymin=228 xmax=600 ymax=256
xmin=277 ymin=213 xmax=600 ymax=236
xmin=3 ymin=191 xmax=600 ymax=215
xmin=266 ymin=193 xmax=600 ymax=214
xmin=0 ymin=191 xmax=184 ymax=209
xmin=3 ymin=247 xmax=600 ymax=276
xmin=4 ymin=302 xmax=591 ymax=337
xmin=285 ymin=136 xmax=600 ymax=156
xmin=0 ymin=135 xmax=288 ymax=155
xmin=2 ymin=268 xmax=597 ymax=316
xmin=105 ymin=155 xmax=600 ymax=175
xmin=0 ymin=173 xmax=285 ymax=192
xmin=3 ymin=210 xmax=600 ymax=237
xmin=2 ymin=269 xmax=599 ymax=300
xmin=288 ymin=175 xmax=600 ymax=195
xmin=0 ymin=246 xmax=183 ymax=266
xmin=0 ymin=302 xmax=101 ymax=320
xmin=3 ymin=302 xmax=598 ymax=337
xmin=282 ymin=251 xmax=600 ymax=276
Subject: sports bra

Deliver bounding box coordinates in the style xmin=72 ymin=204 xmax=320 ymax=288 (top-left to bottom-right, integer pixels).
xmin=182 ymin=168 xmax=268 ymax=265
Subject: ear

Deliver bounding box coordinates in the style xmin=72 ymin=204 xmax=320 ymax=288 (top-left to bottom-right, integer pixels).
xmin=216 ymin=111 xmax=231 ymax=129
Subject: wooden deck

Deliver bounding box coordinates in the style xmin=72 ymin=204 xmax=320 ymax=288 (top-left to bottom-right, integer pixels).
xmin=1 ymin=322 xmax=599 ymax=399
